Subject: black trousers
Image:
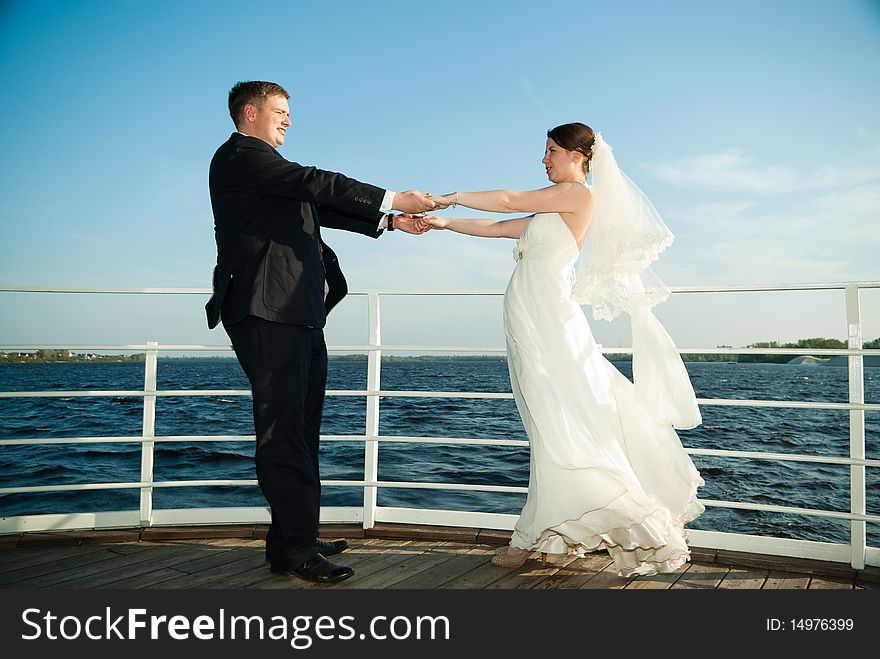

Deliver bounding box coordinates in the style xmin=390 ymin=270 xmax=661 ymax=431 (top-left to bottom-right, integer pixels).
xmin=223 ymin=315 xmax=327 ymax=562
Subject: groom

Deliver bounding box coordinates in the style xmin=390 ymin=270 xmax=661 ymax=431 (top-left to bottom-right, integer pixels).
xmin=207 ymin=80 xmax=434 ymax=583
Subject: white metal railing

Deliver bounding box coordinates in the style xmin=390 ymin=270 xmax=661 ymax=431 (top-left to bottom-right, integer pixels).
xmin=1 ymin=282 xmax=878 ymax=570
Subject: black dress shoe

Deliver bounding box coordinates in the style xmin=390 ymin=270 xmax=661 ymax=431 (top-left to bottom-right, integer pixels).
xmin=265 ymin=538 xmax=349 ymax=562
xmin=271 ymin=553 xmax=354 ymax=583
xmin=316 ymin=538 xmax=349 ymax=557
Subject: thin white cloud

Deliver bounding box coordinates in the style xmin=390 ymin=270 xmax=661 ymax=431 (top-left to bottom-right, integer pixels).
xmin=655 ymin=180 xmax=880 ymax=289
xmin=519 ymin=78 xmax=552 ymax=118
xmin=653 ymin=149 xmax=880 ymax=194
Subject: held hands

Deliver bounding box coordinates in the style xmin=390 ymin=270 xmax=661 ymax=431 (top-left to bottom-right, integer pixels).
xmin=387 ymin=190 xmax=458 ymax=235
xmin=393 ymin=190 xmax=435 ymax=214
xmin=412 ymin=214 xmax=448 ymax=232
xmin=386 ymin=214 xmax=447 ymax=234
xmin=426 ymin=193 xmax=459 ymax=211
xmin=389 ymin=214 xmax=431 ymax=235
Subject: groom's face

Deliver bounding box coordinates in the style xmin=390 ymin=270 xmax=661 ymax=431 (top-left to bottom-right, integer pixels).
xmin=249 ymin=94 xmax=291 ymax=148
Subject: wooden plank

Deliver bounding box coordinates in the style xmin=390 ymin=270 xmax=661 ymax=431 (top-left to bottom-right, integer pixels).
xmin=387 ymin=545 xmax=495 ymax=589
xmin=164 ymin=543 xmax=260 ymax=575
xmin=256 ymin=541 xmax=425 ymax=591
xmin=484 ymin=554 xmax=581 ymax=590
xmin=18 ymin=530 xmax=142 ymax=546
xmin=248 ymin=539 xmax=424 ymax=590
xmin=474 ymin=529 xmax=513 ymax=545
xmin=0 ymin=534 xmax=22 ymax=549
xmin=763 ymin=570 xmax=811 ymax=590
xmin=689 ymin=548 xmax=717 ymax=564
xmin=140 ymin=525 xmax=259 ymax=541
xmin=341 ymin=542 xmax=462 ymax=590
xmin=48 ymin=542 xmax=256 ymax=589
xmin=97 ymin=547 xmax=199 ymax=588
xmin=30 ymin=545 xmax=197 ymax=589
xmin=437 ymin=557 xmax=511 ymax=590
xmin=218 ymin=538 xmax=382 ymax=590
xmin=250 ymin=539 xmax=395 ymax=590
xmin=716 ymin=550 xmax=855 ymax=579
xmin=578 ymin=558 xmax=637 ymax=590
xmin=855 ymin=567 xmax=880 ymax=585
xmin=109 ymin=542 xmax=265 ymax=589
xmin=106 ymin=542 xmax=160 ymax=555
xmin=717 ymin=567 xmax=769 ymax=589
xmin=68 ymin=548 xmax=211 ymax=589
xmin=0 ymin=545 xmax=151 ymax=588
xmin=532 ymin=553 xmax=614 ymax=590
xmin=625 ymin=563 xmax=688 ymax=589
xmin=367 ymin=523 xmax=480 ymax=544
xmin=317 ymin=524 xmax=367 ymax=540
xmin=104 ymin=567 xmax=190 ymax=589
xmin=0 ymin=543 xmax=111 ymax=575
xmin=671 ymin=561 xmax=730 ymax=589
xmin=808 ymin=576 xmax=854 ymax=590
xmin=148 ymin=552 xmax=268 ymax=589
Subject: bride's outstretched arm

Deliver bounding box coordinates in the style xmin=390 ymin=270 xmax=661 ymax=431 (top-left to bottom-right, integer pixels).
xmin=431 ymin=183 xmax=587 ymax=214
xmin=416 ymin=214 xmax=533 ymax=239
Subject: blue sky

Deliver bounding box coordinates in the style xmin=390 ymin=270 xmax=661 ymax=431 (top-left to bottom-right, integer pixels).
xmin=1 ymin=0 xmax=878 ymax=351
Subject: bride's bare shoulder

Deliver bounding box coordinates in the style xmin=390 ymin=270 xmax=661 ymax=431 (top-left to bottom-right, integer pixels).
xmin=555 ymin=181 xmax=592 ymax=196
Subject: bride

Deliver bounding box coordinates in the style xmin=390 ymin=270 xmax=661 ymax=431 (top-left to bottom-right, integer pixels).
xmin=418 ymin=123 xmax=705 ymax=577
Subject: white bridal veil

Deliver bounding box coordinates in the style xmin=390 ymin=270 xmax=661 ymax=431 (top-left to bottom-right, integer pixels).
xmin=573 ymin=133 xmax=702 ymax=430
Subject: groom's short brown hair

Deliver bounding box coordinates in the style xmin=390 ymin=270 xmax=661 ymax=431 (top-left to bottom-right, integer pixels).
xmin=228 ymin=81 xmax=290 ymax=128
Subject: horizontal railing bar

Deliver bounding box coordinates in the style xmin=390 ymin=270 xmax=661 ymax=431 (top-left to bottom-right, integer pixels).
xmin=0 ymin=286 xmax=216 ymax=294
xmin=696 ymin=399 xmax=879 ymax=411
xmin=0 ymin=389 xmax=515 ymax=400
xmin=2 ymin=438 xmax=875 ymax=470
xmin=0 ymin=480 xmax=527 ymax=495
xmin=357 ymin=283 xmax=880 ymax=294
xmin=3 ymin=281 xmax=879 ymax=295
xmin=364 ymin=435 xmax=530 ymax=448
xmin=0 ymin=345 xmax=234 ymax=352
xmin=698 ymin=498 xmax=880 ymax=523
xmin=667 ymin=281 xmax=880 ymax=293
xmin=4 ymin=389 xmax=878 ymax=413
xmin=0 ymin=482 xmax=149 ymax=494
xmin=369 ymin=347 xmax=880 ymax=356
xmin=687 ymin=448 xmax=880 ymax=468
xmin=678 ymin=348 xmax=879 ymax=356
xmin=4 ymin=480 xmax=877 ymax=523
xmin=0 ymin=390 xmax=245 ymax=398
xmin=0 ymin=436 xmax=256 ymax=446
xmin=3 ymin=434 xmax=877 ymax=469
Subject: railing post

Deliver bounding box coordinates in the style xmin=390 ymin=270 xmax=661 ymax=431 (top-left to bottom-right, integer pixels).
xmin=363 ymin=293 xmax=382 ymax=529
xmin=139 ymin=341 xmax=159 ymax=528
xmin=845 ymin=286 xmax=866 ymax=570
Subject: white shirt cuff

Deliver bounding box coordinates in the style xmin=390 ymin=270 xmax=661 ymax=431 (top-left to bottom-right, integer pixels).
xmin=380 ymin=190 xmax=396 ymax=213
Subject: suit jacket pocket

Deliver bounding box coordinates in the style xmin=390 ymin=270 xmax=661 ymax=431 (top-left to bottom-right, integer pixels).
xmin=263 ymin=252 xmax=303 ymax=313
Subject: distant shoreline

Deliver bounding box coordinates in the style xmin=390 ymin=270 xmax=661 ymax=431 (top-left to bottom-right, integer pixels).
xmin=4 ymin=336 xmax=877 ymax=365
xmin=3 ymin=354 xmax=879 ymax=366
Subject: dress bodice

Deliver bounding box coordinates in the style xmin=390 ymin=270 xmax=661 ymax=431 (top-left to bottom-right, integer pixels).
xmin=513 ymin=213 xmax=580 ymax=270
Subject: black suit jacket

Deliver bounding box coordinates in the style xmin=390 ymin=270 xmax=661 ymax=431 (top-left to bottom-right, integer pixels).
xmin=206 ymin=133 xmax=386 ymax=330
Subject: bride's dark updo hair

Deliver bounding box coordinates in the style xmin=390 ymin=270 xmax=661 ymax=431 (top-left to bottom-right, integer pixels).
xmin=547 ymin=122 xmax=596 ymax=174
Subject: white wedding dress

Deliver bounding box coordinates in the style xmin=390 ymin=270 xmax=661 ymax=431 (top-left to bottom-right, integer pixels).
xmin=503 ymin=212 xmax=705 ymax=577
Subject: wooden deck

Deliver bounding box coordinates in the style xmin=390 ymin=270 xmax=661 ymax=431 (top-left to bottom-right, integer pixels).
xmin=1 ymin=524 xmax=878 ymax=590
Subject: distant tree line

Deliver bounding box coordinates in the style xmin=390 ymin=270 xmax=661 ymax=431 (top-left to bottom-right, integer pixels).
xmin=3 ymin=337 xmax=878 ymax=364
xmin=0 ymin=350 xmax=145 ymax=363
xmin=608 ymin=337 xmax=880 ymax=364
